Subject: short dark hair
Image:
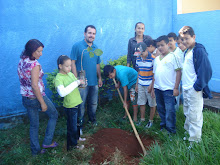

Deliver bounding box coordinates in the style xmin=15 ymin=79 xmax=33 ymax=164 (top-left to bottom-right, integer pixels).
xmin=146 ymin=39 xmax=156 ymax=47
xmin=156 ymin=35 xmax=169 ymax=44
xmin=177 ymin=34 xmax=182 ymax=40
xmin=103 ymin=65 xmax=115 ymax=77
xmin=57 ymin=55 xmax=71 ymax=70
xmin=179 ymin=26 xmax=195 ymax=37
xmin=167 ymin=32 xmax=177 ymax=40
xmin=84 ymin=25 xmax=96 ymax=33
xmin=20 ymin=39 xmax=44 ymax=59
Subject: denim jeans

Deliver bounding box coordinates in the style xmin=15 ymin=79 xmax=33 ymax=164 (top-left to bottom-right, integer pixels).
xmin=22 ymin=95 xmax=58 ymax=155
xmin=64 ymin=107 xmax=80 ymax=150
xmin=155 ymin=89 xmax=176 ymax=133
xmin=79 ymin=85 xmax=98 ymax=125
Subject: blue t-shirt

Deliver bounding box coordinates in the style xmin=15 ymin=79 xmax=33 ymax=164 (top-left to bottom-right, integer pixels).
xmin=115 ymin=65 xmax=138 ymax=90
xmin=70 ymin=39 xmax=101 ymax=86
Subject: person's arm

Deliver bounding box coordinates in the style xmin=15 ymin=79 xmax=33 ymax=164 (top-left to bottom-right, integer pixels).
xmin=193 ymin=48 xmax=212 ymax=91
xmin=173 ymin=70 xmax=182 ymax=96
xmin=115 ymin=81 xmax=121 ymax=88
xmin=150 ymin=75 xmax=155 ymax=98
xmin=96 ymin=64 xmax=103 ymax=87
xmin=135 ymin=71 xmax=139 ymax=93
xmin=31 ymin=65 xmax=47 ymax=112
xmin=71 ymin=60 xmax=77 ymax=78
xmin=57 ymin=80 xmax=81 ymax=97
xmin=123 ymin=85 xmax=128 ymax=109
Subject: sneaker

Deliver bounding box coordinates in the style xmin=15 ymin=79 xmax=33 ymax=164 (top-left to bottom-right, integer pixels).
xmin=76 ymin=145 xmax=84 ymax=150
xmin=40 ymin=149 xmax=46 ymax=154
xmin=136 ymin=121 xmax=143 ymax=126
xmin=183 ymin=131 xmax=189 ymax=141
xmin=145 ymin=121 xmax=153 ymax=128
xmin=79 ymin=137 xmax=86 ymax=142
xmin=183 ymin=137 xmax=187 ymax=141
xmin=80 ymin=129 xmax=83 ymax=136
xmin=168 ymin=133 xmax=173 ymax=141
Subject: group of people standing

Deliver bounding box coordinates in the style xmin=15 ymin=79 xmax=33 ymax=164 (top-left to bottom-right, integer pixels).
xmin=18 ymin=25 xmax=102 ymax=155
xmin=18 ymin=22 xmax=212 ymax=156
xmin=104 ymin=22 xmax=212 ymax=149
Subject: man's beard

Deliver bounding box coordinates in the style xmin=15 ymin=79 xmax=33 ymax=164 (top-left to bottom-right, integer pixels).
xmin=86 ymin=37 xmax=94 ymax=43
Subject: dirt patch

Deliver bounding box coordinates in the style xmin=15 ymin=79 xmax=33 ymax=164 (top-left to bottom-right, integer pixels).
xmin=89 ymin=128 xmax=155 ymax=165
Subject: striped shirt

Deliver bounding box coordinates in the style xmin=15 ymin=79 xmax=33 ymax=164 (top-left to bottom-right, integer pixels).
xmin=136 ymin=54 xmax=155 ymax=86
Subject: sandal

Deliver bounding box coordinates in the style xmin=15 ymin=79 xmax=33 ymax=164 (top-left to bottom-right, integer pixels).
xmin=42 ymin=142 xmax=58 ymax=148
xmin=40 ymin=149 xmax=46 ymax=154
xmin=79 ymin=137 xmax=86 ymax=142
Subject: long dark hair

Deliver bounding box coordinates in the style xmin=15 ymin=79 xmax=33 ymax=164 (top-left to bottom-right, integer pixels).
xmin=134 ymin=22 xmax=145 ymax=37
xmin=20 ymin=39 xmax=44 ymax=60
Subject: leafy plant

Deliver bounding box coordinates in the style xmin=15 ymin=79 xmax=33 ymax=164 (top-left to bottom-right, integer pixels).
xmin=86 ymin=47 xmax=103 ymax=58
xmin=46 ymin=69 xmax=63 ymax=107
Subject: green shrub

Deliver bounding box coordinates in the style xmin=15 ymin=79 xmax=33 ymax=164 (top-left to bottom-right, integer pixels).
xmin=46 ymin=55 xmax=128 ymax=107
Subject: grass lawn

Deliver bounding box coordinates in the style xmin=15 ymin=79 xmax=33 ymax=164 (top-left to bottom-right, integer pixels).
xmin=0 ymin=98 xmax=220 ymax=165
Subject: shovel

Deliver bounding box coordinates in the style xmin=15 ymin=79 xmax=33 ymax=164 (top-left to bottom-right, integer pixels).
xmin=113 ymin=78 xmax=147 ymax=156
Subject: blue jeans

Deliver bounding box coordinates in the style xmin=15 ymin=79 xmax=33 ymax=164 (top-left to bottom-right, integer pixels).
xmin=64 ymin=107 xmax=80 ymax=150
xmin=22 ymin=96 xmax=58 ymax=155
xmin=79 ymin=85 xmax=98 ymax=125
xmin=155 ymin=89 xmax=176 ymax=133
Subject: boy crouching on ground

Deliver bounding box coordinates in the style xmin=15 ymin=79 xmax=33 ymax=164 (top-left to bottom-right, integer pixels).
xmin=135 ymin=42 xmax=156 ymax=128
xmin=179 ymin=26 xmax=212 ymax=147
xmin=153 ymin=35 xmax=182 ymax=134
xmin=103 ymin=65 xmax=138 ymax=121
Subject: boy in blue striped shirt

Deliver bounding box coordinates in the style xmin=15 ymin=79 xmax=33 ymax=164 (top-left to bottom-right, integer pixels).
xmin=135 ymin=42 xmax=156 ymax=128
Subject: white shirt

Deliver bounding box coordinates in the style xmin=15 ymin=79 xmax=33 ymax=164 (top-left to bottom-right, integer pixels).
xmin=153 ymin=52 xmax=181 ymax=91
xmin=182 ymin=49 xmax=197 ymax=90
xmin=174 ymin=47 xmax=184 ymax=65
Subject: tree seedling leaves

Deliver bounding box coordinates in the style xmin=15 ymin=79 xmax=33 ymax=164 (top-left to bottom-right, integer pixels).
xmin=94 ymin=49 xmax=103 ymax=56
xmin=89 ymin=52 xmax=94 ymax=58
xmin=87 ymin=47 xmax=93 ymax=52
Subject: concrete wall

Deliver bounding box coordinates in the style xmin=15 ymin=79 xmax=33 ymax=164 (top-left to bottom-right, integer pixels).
xmin=173 ymin=0 xmax=220 ymax=92
xmin=0 ymin=0 xmax=173 ymax=118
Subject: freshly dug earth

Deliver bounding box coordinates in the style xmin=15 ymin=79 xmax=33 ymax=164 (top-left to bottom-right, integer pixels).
xmin=89 ymin=128 xmax=155 ymax=165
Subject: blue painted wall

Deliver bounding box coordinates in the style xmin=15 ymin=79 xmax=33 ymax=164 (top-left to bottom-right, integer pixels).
xmin=0 ymin=0 xmax=173 ymax=118
xmin=4 ymin=0 xmax=219 ymax=118
xmin=172 ymin=0 xmax=220 ymax=92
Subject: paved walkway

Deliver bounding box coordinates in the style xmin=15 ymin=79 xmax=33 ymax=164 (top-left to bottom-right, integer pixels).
xmin=204 ymin=92 xmax=220 ymax=113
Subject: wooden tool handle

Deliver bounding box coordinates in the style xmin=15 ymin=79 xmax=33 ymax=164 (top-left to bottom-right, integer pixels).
xmin=113 ymin=78 xmax=147 ymax=156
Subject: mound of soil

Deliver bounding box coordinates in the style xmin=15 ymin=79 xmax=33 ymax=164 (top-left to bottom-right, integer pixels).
xmin=89 ymin=128 xmax=155 ymax=164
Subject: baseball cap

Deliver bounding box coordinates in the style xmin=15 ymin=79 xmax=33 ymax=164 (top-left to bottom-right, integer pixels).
xmin=134 ymin=42 xmax=147 ymax=56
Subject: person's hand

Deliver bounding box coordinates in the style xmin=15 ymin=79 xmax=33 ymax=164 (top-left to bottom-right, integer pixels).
xmin=173 ymin=88 xmax=179 ymax=96
xmin=98 ymin=78 xmax=103 ymax=87
xmin=151 ymin=89 xmax=155 ymax=98
xmin=41 ymin=102 xmax=48 ymax=112
xmin=123 ymin=101 xmax=128 ymax=110
xmin=135 ymin=85 xmax=138 ymax=93
xmin=147 ymin=85 xmax=152 ymax=93
xmin=115 ymin=82 xmax=120 ymax=89
xmin=80 ymin=79 xmax=85 ymax=85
